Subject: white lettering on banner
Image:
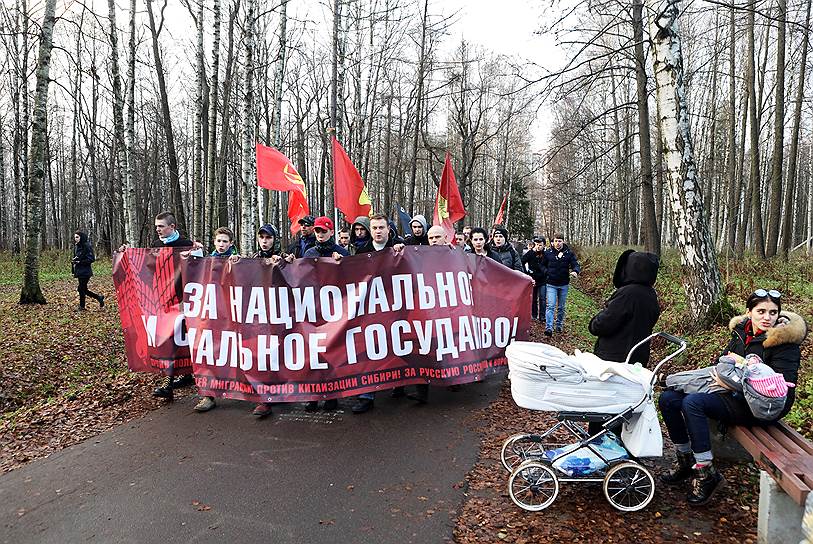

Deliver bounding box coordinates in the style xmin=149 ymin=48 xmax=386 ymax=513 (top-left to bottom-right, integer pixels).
xmin=365 ymin=323 xmax=388 ymax=360
xmin=511 ymin=316 xmax=518 ymax=338
xmin=345 ymin=326 xmax=362 ymax=364
xmin=435 ymin=272 xmax=458 ymax=308
xmin=480 ymin=318 xmax=493 ymax=348
xmin=457 ymin=272 xmax=472 ymax=306
xmin=194 ymin=328 xmax=214 ymax=365
xmin=257 ymin=334 xmax=280 ymax=371
xmin=391 ymin=320 xmax=413 ymax=356
xmin=173 ymin=315 xmax=188 ymax=346
xmin=245 ymin=286 xmax=268 ymax=324
xmin=141 ymin=315 xmax=158 ymax=347
xmin=229 ymin=286 xmax=243 ymax=323
xmin=416 ymin=274 xmax=436 ymax=309
xmin=200 ymin=284 xmax=218 ymax=319
xmin=435 ymin=318 xmax=459 ymax=361
xmin=293 ymin=287 xmax=317 ymax=322
xmin=367 ymin=277 xmax=390 ymax=314
xmin=458 ymin=315 xmax=476 ymax=352
xmin=187 ymin=327 xmax=198 ymax=359
xmin=238 ymin=333 xmax=253 ymax=371
xmin=309 ymin=333 xmax=328 ymax=369
xmin=413 ymin=320 xmax=433 ymax=355
xmin=283 ymin=333 xmax=306 ymax=370
xmin=183 ymin=282 xmax=203 ymax=317
xmin=216 ymin=331 xmax=238 ymax=367
xmin=346 ymin=282 xmax=368 ymax=320
xmin=320 ymin=286 xmax=343 ymax=322
xmin=494 ymin=317 xmax=511 ymax=347
xmin=390 ymin=274 xmax=415 ymax=311
xmin=471 ymin=316 xmax=482 ymax=349
xmin=268 ymin=287 xmax=293 ymax=328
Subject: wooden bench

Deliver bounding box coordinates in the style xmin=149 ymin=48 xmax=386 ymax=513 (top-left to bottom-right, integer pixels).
xmin=730 ymin=421 xmax=813 ymax=543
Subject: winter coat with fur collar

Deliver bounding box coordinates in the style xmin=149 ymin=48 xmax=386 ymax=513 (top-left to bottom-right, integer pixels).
xmin=719 ymin=311 xmax=807 ymax=424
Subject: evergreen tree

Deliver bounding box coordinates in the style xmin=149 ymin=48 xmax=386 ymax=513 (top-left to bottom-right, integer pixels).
xmin=508 ymin=180 xmax=534 ymax=239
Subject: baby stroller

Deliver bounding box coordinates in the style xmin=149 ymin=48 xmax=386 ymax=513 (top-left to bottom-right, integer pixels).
xmin=501 ymin=332 xmax=686 ymax=512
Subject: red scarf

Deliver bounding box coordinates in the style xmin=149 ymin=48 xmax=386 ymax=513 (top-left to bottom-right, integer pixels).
xmin=745 ymin=320 xmax=764 ymax=346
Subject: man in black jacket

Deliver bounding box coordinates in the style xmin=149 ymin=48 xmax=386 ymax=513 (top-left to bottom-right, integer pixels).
xmin=588 ymin=250 xmax=660 ymax=365
xmin=521 ymin=237 xmax=547 ymax=322
xmin=542 ymin=233 xmax=580 ymax=336
xmin=285 ymin=215 xmax=316 ymax=259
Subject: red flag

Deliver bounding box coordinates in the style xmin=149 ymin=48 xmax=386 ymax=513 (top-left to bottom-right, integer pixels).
xmin=332 ymin=136 xmax=372 ymax=220
xmin=494 ymin=192 xmax=508 ymax=226
xmin=255 ymin=143 xmax=309 ymax=233
xmin=433 ymin=153 xmax=466 ymax=244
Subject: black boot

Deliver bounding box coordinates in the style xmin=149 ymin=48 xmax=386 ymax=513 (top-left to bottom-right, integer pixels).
xmin=659 ymin=450 xmax=695 ymax=485
xmin=687 ymin=463 xmax=725 ymax=506
xmin=152 ymin=376 xmax=174 ymax=399
xmin=304 ymin=401 xmax=319 ymax=412
xmin=407 ymin=384 xmax=429 ymax=404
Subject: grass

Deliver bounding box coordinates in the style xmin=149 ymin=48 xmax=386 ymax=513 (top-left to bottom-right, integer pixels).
xmin=0 ymin=249 xmax=113 ymax=286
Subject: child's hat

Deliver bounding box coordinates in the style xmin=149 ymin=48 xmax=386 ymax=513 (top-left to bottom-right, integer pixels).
xmin=748 ymin=373 xmax=795 ymax=398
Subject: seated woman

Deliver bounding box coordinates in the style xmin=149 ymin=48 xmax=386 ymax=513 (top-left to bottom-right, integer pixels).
xmin=658 ymin=290 xmax=806 ymax=506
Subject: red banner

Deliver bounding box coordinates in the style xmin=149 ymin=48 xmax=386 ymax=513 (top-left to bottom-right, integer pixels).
xmin=113 ymin=249 xmax=193 ymax=376
xmin=114 ymin=247 xmax=532 ymax=403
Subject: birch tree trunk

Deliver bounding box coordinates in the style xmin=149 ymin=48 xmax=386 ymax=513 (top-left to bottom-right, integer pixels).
xmin=241 ymin=0 xmax=257 ymax=255
xmin=107 ymin=0 xmax=131 ymax=245
xmin=125 ymin=0 xmax=138 ymax=244
xmin=648 ymin=0 xmax=730 ymax=324
xmin=193 ymin=0 xmax=205 ymax=241
xmin=724 ymin=1 xmax=738 ymax=253
xmin=20 ymin=0 xmax=57 ymax=304
xmin=206 ymin=0 xmax=222 ymax=247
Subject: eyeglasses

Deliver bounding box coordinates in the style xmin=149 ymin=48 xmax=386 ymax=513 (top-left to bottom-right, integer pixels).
xmin=754 ymin=289 xmax=781 ymax=299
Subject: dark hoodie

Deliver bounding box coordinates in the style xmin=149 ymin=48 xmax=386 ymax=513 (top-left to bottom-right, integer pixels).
xmin=303 ymin=237 xmax=350 ymax=258
xmin=72 ymin=231 xmax=96 ymax=278
xmin=349 ymin=216 xmax=372 ymax=255
xmin=588 ymin=250 xmax=661 ymax=365
xmin=489 ymin=227 xmax=523 ymax=272
xmin=405 ymin=214 xmax=429 ymax=246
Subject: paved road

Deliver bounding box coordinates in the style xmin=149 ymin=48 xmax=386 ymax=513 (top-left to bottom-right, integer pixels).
xmin=0 ymin=379 xmax=501 ymax=544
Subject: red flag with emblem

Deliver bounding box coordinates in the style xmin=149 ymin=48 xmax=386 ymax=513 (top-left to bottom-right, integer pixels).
xmin=332 ymin=136 xmax=372 ymax=220
xmin=256 ymin=143 xmax=310 ymax=233
xmin=433 ymin=153 xmax=466 ymax=244
xmin=494 ymin=192 xmax=508 ymax=225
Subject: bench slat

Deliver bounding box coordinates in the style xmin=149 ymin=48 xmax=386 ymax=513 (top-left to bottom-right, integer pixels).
xmin=764 ymin=425 xmax=806 ymax=454
xmin=750 ymin=426 xmax=787 ymax=452
xmin=776 ymin=421 xmax=813 ymax=455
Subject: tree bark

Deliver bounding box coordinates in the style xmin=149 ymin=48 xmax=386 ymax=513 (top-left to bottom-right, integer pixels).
xmin=193 ymin=0 xmax=205 ymax=241
xmin=206 ymin=0 xmax=223 ymax=246
xmin=20 ymin=0 xmax=57 ymax=304
xmin=765 ymin=0 xmax=786 ymax=257
xmin=241 ymin=0 xmax=257 ymax=255
xmin=648 ymin=0 xmax=730 ymax=324
xmin=107 ymin=0 xmax=130 ymax=246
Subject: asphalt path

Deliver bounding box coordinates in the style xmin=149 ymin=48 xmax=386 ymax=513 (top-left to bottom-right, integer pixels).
xmin=0 ymin=378 xmax=501 ymax=544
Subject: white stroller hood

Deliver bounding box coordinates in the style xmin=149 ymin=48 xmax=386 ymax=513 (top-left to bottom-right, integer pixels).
xmin=506 ymin=341 xmax=651 ymax=415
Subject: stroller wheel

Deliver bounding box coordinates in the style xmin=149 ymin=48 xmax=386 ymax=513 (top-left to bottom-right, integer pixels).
xmin=603 ymin=461 xmax=655 ymax=512
xmin=501 ymin=434 xmax=546 ymax=473
xmin=508 ymin=460 xmax=559 ymax=511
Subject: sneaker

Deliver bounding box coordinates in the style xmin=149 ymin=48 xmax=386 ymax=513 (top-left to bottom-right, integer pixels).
xmin=98 ymin=295 xmax=105 ymax=308
xmin=687 ymin=463 xmax=725 ymax=505
xmin=391 ymin=387 xmax=406 ymax=398
xmin=544 ymin=329 xmax=553 ymax=337
xmin=152 ymin=376 xmax=174 ymax=399
xmin=172 ymin=374 xmax=195 ymax=389
xmin=351 ymin=398 xmax=374 ymax=414
xmin=252 ymin=403 xmax=273 ymax=418
xmin=323 ymin=399 xmax=339 ymax=411
xmin=555 ymin=327 xmax=563 ymax=333
xmin=304 ymin=401 xmax=319 ymax=412
xmin=194 ymin=396 xmax=216 ymax=412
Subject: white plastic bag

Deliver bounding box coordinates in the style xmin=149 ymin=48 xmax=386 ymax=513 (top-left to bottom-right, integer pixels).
xmin=621 ymin=401 xmax=663 ymax=457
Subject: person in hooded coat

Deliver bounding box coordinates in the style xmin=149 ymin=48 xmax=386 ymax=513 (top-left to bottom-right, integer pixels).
xmin=489 ymin=226 xmax=523 ymax=271
xmin=73 ymin=230 xmax=104 ymax=310
xmin=405 ymin=214 xmax=429 ymax=246
xmin=588 ymin=250 xmax=661 ymax=365
xmin=349 ymin=216 xmax=372 ymax=255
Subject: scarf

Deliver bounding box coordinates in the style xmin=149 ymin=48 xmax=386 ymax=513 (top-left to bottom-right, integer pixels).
xmin=160 ymin=230 xmax=180 ymax=244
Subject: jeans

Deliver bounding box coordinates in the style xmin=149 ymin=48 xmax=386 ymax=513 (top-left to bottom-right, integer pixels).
xmin=658 ymin=389 xmax=730 ymax=454
xmin=545 ymin=284 xmax=569 ymax=331
xmin=531 ymin=283 xmax=546 ymax=321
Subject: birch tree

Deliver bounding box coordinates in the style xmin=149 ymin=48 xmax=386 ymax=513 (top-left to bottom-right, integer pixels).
xmin=647 ymin=0 xmax=731 ymax=324
xmin=240 ymin=0 xmax=257 ymax=254
xmin=20 ymin=0 xmax=57 ymax=304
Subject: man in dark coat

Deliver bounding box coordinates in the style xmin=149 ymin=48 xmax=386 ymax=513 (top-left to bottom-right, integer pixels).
xmin=521 ymin=236 xmax=547 ymax=322
xmin=588 ymin=250 xmax=661 ymax=364
xmin=489 ymin=226 xmax=523 ymax=271
xmin=404 ymin=214 xmax=429 ymax=246
xmin=285 ymin=215 xmax=316 ymax=259
xmin=541 ymin=233 xmax=581 ymax=336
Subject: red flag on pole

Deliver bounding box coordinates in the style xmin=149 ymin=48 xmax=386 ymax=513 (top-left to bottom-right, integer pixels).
xmin=494 ymin=192 xmax=508 ymax=226
xmin=433 ymin=152 xmax=466 ymax=244
xmin=255 ymin=143 xmax=310 ymax=234
xmin=332 ymin=136 xmax=372 ymax=220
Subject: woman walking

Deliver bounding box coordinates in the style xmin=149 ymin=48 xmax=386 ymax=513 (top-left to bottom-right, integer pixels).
xmin=73 ymin=230 xmax=104 ymax=310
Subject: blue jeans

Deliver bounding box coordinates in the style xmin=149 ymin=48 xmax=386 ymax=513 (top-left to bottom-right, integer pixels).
xmin=545 ymin=284 xmax=569 ymax=331
xmin=658 ymin=390 xmax=730 ymax=454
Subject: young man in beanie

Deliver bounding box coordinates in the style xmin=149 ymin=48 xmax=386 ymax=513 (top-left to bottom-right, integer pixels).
xmin=542 ymin=233 xmax=581 ymax=336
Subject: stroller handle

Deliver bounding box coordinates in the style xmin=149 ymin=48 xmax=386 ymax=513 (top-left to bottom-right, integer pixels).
xmin=622 ymin=331 xmax=687 ymax=389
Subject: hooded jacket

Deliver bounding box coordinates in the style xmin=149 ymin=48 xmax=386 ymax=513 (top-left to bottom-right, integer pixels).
xmin=541 ymin=243 xmax=580 ymax=286
xmin=488 ymin=227 xmax=523 ymax=271
xmin=717 ymin=311 xmax=806 ymax=424
xmin=588 ymin=250 xmax=661 ymax=365
xmin=303 ymin=237 xmax=350 ymax=258
xmin=253 ymin=224 xmax=282 ymax=257
xmin=349 ymin=216 xmax=372 ymax=255
xmin=72 ymin=232 xmax=96 ymax=278
xmin=405 ymin=214 xmax=429 ymax=246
